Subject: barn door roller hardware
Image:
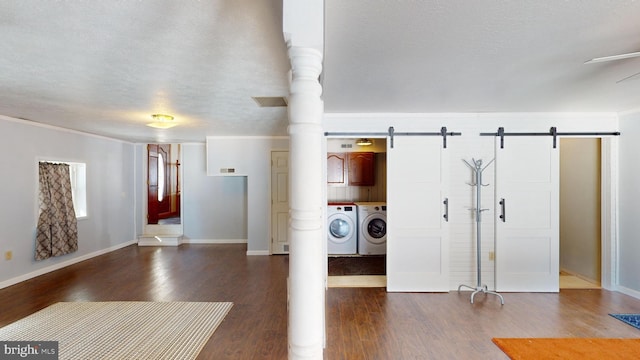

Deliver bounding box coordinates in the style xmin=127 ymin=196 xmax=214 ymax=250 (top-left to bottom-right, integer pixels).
xmin=325 ymin=126 xmax=461 ymax=149
xmin=480 ymin=127 xmax=621 ymax=149
xmin=387 ymin=126 xmax=462 ymax=149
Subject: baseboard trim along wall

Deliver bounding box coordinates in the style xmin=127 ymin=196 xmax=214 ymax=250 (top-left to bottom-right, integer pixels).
xmin=616 ymin=285 xmax=640 ymax=301
xmin=246 ymin=250 xmax=270 ymax=256
xmin=0 ymin=240 xmax=137 ymax=290
xmin=169 ymin=238 xmax=265 ymax=255
xmin=137 ymin=235 xmax=183 ymax=247
xmin=182 ymin=239 xmax=248 ymax=244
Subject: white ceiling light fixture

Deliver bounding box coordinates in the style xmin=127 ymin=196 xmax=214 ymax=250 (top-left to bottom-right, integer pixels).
xmin=356 ymin=138 xmax=372 ymax=146
xmin=147 ymin=114 xmax=177 ymax=129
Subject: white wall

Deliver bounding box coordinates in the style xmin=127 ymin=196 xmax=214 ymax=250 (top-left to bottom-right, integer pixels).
xmin=182 ymin=144 xmax=247 ymax=241
xmin=325 ymin=112 xmax=619 ymax=290
xmin=206 ymin=137 xmax=289 ymax=254
xmin=134 ymin=144 xmax=144 ymax=236
xmin=618 ymin=111 xmax=640 ymax=294
xmin=0 ymin=116 xmax=136 ymax=288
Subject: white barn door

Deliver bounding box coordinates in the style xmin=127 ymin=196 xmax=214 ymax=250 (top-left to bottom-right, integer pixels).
xmin=387 ymin=136 xmax=449 ymax=292
xmin=495 ymin=137 xmax=559 ymax=292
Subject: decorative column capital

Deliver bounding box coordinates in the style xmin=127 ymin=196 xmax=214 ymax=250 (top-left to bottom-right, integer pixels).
xmin=288 ymin=46 xmax=323 ymax=98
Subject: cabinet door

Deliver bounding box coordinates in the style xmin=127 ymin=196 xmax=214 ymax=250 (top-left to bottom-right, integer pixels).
xmin=495 ymin=137 xmax=559 ymax=292
xmin=348 ymin=152 xmax=375 ymax=186
xmin=327 ymin=153 xmax=346 ymax=184
xmin=387 ymin=137 xmax=449 ymax=292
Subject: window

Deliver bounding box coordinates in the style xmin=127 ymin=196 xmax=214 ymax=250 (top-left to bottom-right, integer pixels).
xmin=40 ymin=161 xmax=87 ymax=218
xmin=68 ymin=162 xmax=87 ymax=218
xmin=158 ymin=153 xmax=165 ymax=202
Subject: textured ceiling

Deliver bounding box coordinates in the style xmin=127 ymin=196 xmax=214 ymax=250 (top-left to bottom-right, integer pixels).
xmin=0 ymin=1 xmax=290 ymax=143
xmin=323 ymin=0 xmax=640 ymax=113
xmin=2 ymin=1 xmax=640 ymax=143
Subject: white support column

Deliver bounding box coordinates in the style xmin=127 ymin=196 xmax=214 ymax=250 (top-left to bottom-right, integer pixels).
xmin=287 ymin=46 xmax=324 ymax=360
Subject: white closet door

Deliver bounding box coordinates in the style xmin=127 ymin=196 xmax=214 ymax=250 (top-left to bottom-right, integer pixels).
xmin=387 ymin=136 xmax=449 ymax=292
xmin=271 ymin=151 xmax=289 ymax=254
xmin=495 ymin=137 xmax=559 ymax=292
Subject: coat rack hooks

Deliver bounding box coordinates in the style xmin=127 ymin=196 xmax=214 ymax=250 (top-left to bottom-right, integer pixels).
xmin=458 ymin=157 xmax=504 ymax=305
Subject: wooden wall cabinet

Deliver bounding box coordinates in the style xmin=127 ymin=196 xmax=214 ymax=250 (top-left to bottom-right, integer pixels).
xmin=327 ymin=153 xmax=347 ymax=184
xmin=327 ymin=152 xmax=375 ymax=186
xmin=348 ymin=152 xmax=375 ymax=186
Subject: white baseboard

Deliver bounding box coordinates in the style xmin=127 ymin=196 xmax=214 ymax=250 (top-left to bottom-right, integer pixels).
xmin=0 ymin=240 xmax=137 ymax=290
xmin=180 ymin=240 xmax=266 ymax=255
xmin=616 ymin=285 xmax=640 ymax=300
xmin=246 ymin=250 xmax=270 ymax=256
xmin=182 ymin=239 xmax=248 ymax=244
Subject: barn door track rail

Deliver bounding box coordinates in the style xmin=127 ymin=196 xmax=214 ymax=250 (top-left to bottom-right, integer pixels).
xmin=325 ymin=126 xmax=462 ymax=149
xmin=480 ymin=127 xmax=621 ymax=149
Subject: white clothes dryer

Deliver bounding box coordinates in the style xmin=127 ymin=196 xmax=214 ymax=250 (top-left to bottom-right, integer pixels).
xmin=327 ymin=203 xmax=358 ymax=255
xmin=355 ymin=202 xmax=387 ymax=255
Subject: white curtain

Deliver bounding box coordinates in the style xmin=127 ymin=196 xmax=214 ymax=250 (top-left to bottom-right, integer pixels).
xmin=35 ymin=162 xmax=78 ymax=260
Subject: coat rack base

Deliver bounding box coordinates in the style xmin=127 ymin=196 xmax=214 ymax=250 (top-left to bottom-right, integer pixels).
xmin=458 ymin=284 xmax=504 ymax=305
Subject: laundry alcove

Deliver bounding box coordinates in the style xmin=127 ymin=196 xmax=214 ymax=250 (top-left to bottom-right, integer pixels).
xmin=323 ymin=113 xmax=619 ymax=293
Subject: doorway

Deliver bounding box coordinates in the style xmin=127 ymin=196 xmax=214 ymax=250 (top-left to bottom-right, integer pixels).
xmin=559 ymin=138 xmax=601 ymax=289
xmin=326 ymin=138 xmax=388 ymax=287
xmin=141 ymin=143 xmax=183 ymax=241
xmin=271 ymin=151 xmax=289 ymax=254
xmin=147 ymin=144 xmax=181 ymax=225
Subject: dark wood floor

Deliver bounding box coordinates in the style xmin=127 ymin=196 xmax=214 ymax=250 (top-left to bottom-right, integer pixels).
xmin=1 ymin=244 xmax=640 ymax=359
xmin=328 ymin=255 xmax=386 ymax=275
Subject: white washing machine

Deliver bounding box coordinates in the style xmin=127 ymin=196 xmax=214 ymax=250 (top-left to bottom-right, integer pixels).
xmin=327 ymin=203 xmax=358 ymax=255
xmin=355 ymin=202 xmax=387 ymax=255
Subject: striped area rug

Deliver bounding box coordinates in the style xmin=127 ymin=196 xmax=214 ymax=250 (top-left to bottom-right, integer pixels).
xmin=0 ymin=301 xmax=233 ymax=360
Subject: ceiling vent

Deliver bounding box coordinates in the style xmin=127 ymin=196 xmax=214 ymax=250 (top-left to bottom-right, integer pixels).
xmin=252 ymin=96 xmax=288 ymax=107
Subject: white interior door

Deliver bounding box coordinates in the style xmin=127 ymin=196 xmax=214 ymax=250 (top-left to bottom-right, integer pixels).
xmin=495 ymin=137 xmax=559 ymax=292
xmin=271 ymin=151 xmax=289 ymax=254
xmin=387 ymin=136 xmax=449 ymax=292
